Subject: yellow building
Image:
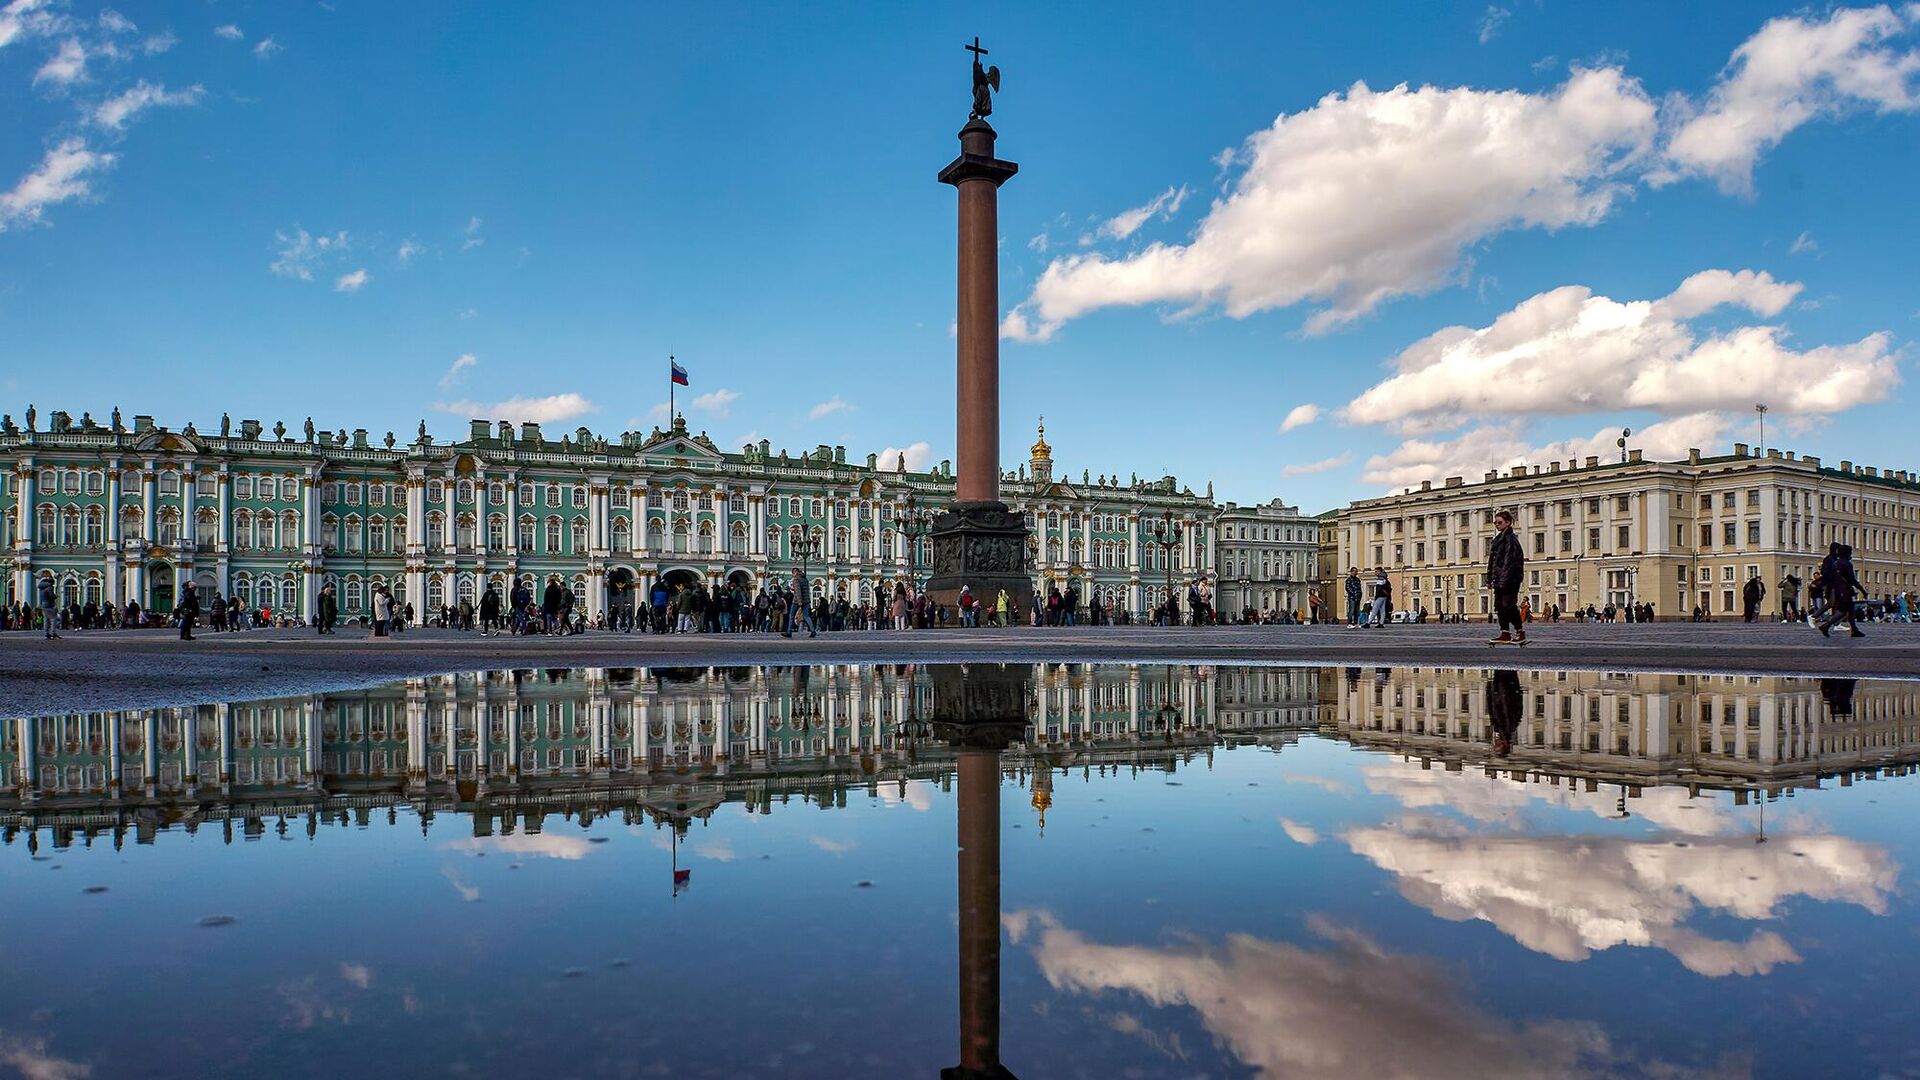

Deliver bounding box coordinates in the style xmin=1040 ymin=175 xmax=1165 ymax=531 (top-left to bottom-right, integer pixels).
xmin=1333 ymin=442 xmax=1920 ymax=619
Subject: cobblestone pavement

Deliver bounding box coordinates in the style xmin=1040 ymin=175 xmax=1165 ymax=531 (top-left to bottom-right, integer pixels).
xmin=2 ymin=621 xmax=1915 ymax=717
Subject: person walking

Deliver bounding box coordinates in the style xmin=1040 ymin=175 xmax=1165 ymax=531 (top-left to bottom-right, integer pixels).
xmin=176 ymin=581 xmax=200 ymax=641
xmin=479 ymin=583 xmax=501 ymax=636
xmin=542 ymin=577 xmax=565 ymax=635
xmin=995 ymin=587 xmax=1009 ymax=629
xmin=1742 ymin=574 xmax=1766 ymax=623
xmin=1367 ymin=570 xmax=1392 ymax=629
xmin=786 ymin=568 xmax=817 ymax=638
xmin=1778 ymin=573 xmax=1801 ymax=622
xmin=958 ymin=585 xmax=978 ymax=627
xmin=1486 ymin=509 xmax=1526 ymax=644
xmin=317 ymin=583 xmax=338 ymax=635
xmin=1815 ymin=542 xmax=1865 ymax=638
xmin=1344 ymin=568 xmax=1363 ymax=629
xmin=37 ymin=576 xmax=59 ymax=639
xmin=370 ymin=584 xmax=392 ymax=637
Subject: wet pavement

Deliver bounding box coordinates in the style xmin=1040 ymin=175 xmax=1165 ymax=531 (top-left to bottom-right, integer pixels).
xmin=4 ymin=662 xmax=1918 ymax=1078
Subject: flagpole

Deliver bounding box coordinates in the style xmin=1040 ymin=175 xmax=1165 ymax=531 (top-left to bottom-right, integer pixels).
xmin=669 ymin=354 xmax=675 ymax=424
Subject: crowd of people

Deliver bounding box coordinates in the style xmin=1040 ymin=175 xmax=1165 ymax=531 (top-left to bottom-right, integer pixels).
xmin=9 ymin=538 xmax=1912 ymax=642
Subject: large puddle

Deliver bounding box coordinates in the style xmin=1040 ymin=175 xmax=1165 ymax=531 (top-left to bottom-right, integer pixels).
xmin=4 ymin=664 xmax=1918 ymax=1078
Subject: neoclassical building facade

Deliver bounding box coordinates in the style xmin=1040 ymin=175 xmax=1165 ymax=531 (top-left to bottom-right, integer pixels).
xmin=1 ymin=408 xmax=1218 ymax=621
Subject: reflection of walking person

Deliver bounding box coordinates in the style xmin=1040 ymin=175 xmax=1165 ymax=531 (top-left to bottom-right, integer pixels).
xmin=1486 ymin=509 xmax=1526 ymax=644
xmin=1487 ymin=669 xmax=1522 ymax=756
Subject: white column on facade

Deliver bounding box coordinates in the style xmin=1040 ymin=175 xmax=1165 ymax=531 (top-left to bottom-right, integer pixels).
xmin=503 ymin=475 xmax=518 ymax=555
xmin=475 ymin=471 xmax=490 ymax=557
xmin=442 ymin=466 xmax=457 ymax=552
xmin=141 ymin=464 xmax=156 ymax=541
xmin=14 ymin=465 xmax=35 ymax=604
xmin=216 ymin=466 xmax=232 ymax=569
xmin=181 ymin=464 xmax=197 ymax=555
xmin=1127 ymin=515 xmax=1140 ymax=572
xmin=636 ymin=486 xmax=650 ymax=553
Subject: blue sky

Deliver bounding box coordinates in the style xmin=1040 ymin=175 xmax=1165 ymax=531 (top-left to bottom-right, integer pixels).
xmin=2 ymin=1 xmax=1916 ymax=511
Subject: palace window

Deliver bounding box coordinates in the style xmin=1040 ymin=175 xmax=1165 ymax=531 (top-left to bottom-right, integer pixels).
xmin=370 ymin=484 xmax=387 ymax=507
xmin=546 ymin=517 xmax=563 ymax=552
xmin=611 ymin=488 xmax=629 ymax=509
xmin=371 ymin=517 xmax=390 ymax=552
xmin=612 ymin=519 xmax=631 ymax=552
xmin=197 ymin=472 xmax=217 ymax=497
xmin=457 ymin=514 xmax=477 ymax=549
xmin=571 ymin=519 xmax=588 ymax=551
xmin=731 ymin=523 xmax=747 ymax=555
xmin=425 ymin=512 xmax=444 ymax=552
xmin=811 ymin=499 xmax=823 ymax=519
xmin=572 ymin=486 xmax=587 ymax=509
xmin=159 ymin=471 xmax=180 ymax=496
xmin=546 ymin=483 xmax=561 ymax=506
xmin=345 ymin=484 xmax=361 ymax=506
xmin=517 ymin=516 xmax=536 ymax=550
xmin=730 ymin=493 xmax=746 ymax=513
xmin=457 ymin=480 xmax=474 ymax=504
xmin=237 ymin=476 xmax=254 ymax=499
xmin=1618 ymin=525 xmax=1631 ymax=549
xmin=488 ymin=514 xmax=506 ymax=549
xmin=427 ymin=480 xmax=444 ymax=503
xmin=789 ymin=497 xmax=802 ymax=518
xmin=85 ymin=507 xmax=103 ymax=547
xmin=157 ymin=508 xmax=180 ymax=545
xmin=673 ymin=490 xmax=690 ymax=511
xmin=196 ymin=511 xmax=216 ymax=548
xmin=519 ymin=483 xmax=535 ymax=505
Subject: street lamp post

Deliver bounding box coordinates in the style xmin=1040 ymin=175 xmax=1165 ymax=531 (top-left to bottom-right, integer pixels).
xmin=1151 ymin=511 xmax=1183 ymax=626
xmin=900 ymin=495 xmax=936 ymax=595
xmin=793 ymin=530 xmax=822 ymax=600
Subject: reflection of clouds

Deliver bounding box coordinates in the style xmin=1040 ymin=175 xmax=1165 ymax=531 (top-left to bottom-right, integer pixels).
xmin=340 ymin=962 xmax=372 ymax=989
xmin=1004 ymin=911 xmax=1709 ymax=1079
xmin=443 ymin=833 xmax=595 ymax=860
xmin=692 ymin=836 xmax=738 ymax=862
xmin=809 ymin=836 xmax=854 ymax=854
xmin=441 ymin=867 xmax=481 ymax=902
xmin=1345 ymin=827 xmax=1895 ymax=976
xmin=1361 ymin=759 xmax=1737 ymax=835
xmin=280 ymin=962 xmax=379 ymax=1030
xmin=1278 ymin=818 xmax=1320 ymax=845
xmin=875 ymin=780 xmax=936 ymax=812
xmin=0 ymin=1031 xmax=91 ymax=1080
xmin=1277 ymin=772 xmax=1351 ymax=796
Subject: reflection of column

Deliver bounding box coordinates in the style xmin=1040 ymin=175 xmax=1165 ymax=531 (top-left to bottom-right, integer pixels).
xmin=933 ymin=662 xmax=1028 ymax=1080
xmin=954 ymin=747 xmax=1004 ymax=1078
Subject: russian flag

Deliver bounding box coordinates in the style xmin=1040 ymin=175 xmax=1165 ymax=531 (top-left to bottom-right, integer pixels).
xmin=670 ymin=359 xmax=689 ymax=386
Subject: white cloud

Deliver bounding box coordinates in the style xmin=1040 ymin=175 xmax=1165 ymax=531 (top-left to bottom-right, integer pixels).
xmin=213 ymin=23 xmax=243 ymax=41
xmin=733 ymin=430 xmax=765 ymax=448
xmin=269 ymin=226 xmax=349 ymax=280
xmin=461 ymin=215 xmax=483 ymax=250
xmin=33 ymin=37 xmax=85 ymax=87
xmin=809 ymin=395 xmax=852 ymax=420
xmin=96 ymin=9 xmax=133 ymax=34
xmin=338 ymin=962 xmax=372 ymax=989
xmin=1790 ymin=230 xmax=1818 ymax=254
xmin=1006 ymin=911 xmax=1681 ymax=1079
xmin=333 ymin=268 xmax=368 ymax=293
xmin=458 ymin=306 xmax=478 ymax=320
xmin=0 ymin=0 xmax=63 ymax=51
xmin=442 ymin=832 xmax=594 ymax=860
xmin=1360 ymin=412 xmax=1733 ymax=489
xmin=876 ymin=441 xmax=933 ymax=472
xmin=252 ymin=35 xmax=282 ymax=59
xmin=140 ymin=31 xmax=174 ymax=55
xmin=1098 ymin=184 xmax=1189 ymax=241
xmin=434 ymin=393 xmax=596 ymax=424
xmin=91 ymin=81 xmax=203 ymax=130
xmin=0 ymin=138 xmax=116 ymax=232
xmin=1343 ymin=270 xmax=1895 ymax=434
xmin=1282 ymin=453 xmax=1350 ymax=477
xmin=1345 ymin=806 xmax=1894 ymax=976
xmin=397 ymin=237 xmax=422 ymax=262
xmin=1661 ymin=6 xmax=1920 ymax=194
xmin=1004 ymin=67 xmax=1656 ymax=341
xmin=690 ymin=388 xmax=739 ymax=417
xmin=1279 ymin=403 xmax=1320 ymax=432
xmin=0 ymin=1029 xmax=91 ymax=1080
xmin=1477 ymin=5 xmax=1509 ymax=44
xmin=439 ymin=353 xmax=477 ymax=389
xmin=1279 ymin=818 xmax=1321 ymax=845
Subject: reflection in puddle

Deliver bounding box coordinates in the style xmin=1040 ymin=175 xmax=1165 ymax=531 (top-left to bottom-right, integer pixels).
xmin=3 ymin=663 xmax=1917 ymax=1078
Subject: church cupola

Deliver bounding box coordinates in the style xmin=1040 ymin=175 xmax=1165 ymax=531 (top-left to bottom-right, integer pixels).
xmin=1029 ymin=416 xmax=1053 ymax=484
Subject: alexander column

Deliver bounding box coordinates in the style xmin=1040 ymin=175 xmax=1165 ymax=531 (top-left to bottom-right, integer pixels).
xmin=926 ymin=36 xmax=1032 ymax=617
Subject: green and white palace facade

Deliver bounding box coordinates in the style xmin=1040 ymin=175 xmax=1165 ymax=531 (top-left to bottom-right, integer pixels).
xmin=0 ymin=408 xmax=1227 ymax=621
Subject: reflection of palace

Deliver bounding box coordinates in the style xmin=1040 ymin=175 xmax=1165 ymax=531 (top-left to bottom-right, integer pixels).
xmin=1329 ymin=667 xmax=1920 ymax=794
xmin=0 ymin=663 xmax=1318 ymax=848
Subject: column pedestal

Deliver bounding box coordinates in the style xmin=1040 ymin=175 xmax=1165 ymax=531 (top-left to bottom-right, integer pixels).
xmin=925 ymin=502 xmax=1031 ymax=617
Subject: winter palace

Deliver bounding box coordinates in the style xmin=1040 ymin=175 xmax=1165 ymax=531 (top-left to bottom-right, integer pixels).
xmin=0 ymin=406 xmax=1323 ymax=622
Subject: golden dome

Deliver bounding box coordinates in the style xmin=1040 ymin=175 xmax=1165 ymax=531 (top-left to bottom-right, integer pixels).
xmin=1030 ymin=416 xmax=1052 ymax=462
